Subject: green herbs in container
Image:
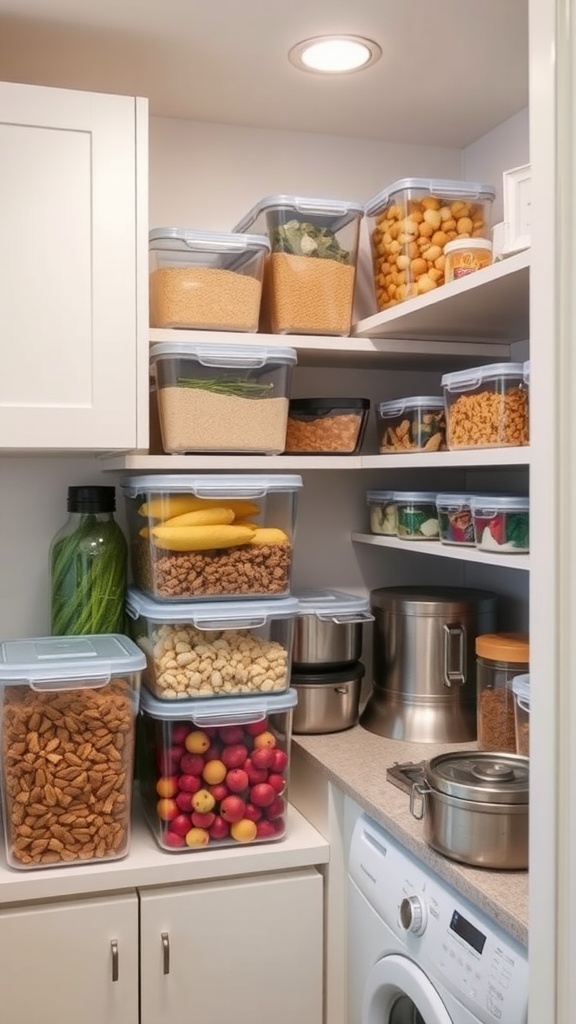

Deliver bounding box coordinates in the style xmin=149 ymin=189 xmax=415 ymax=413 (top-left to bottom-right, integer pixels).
xmin=395 ymin=492 xmax=440 ymax=541
xmin=50 ymin=486 xmax=127 ymax=636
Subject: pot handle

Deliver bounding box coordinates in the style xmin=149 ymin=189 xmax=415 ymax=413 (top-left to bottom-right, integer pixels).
xmin=443 ymin=623 xmax=467 ymax=687
xmin=410 ymin=781 xmax=430 ymax=820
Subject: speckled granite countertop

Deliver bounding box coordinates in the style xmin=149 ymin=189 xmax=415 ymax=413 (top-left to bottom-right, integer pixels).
xmin=293 ymin=726 xmax=528 ymax=948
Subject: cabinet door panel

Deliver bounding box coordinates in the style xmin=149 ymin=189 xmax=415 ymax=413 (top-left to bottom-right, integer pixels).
xmin=140 ymin=869 xmax=323 ymax=1024
xmin=0 ymin=82 xmax=141 ymax=449
xmin=0 ymin=892 xmax=139 ymax=1024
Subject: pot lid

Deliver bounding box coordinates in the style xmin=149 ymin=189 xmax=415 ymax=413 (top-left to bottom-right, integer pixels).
xmin=425 ymin=751 xmax=529 ymax=804
xmin=370 ymin=586 xmax=498 ymax=616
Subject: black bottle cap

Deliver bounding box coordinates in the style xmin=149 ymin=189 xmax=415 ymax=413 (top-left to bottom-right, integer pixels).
xmin=67 ymin=486 xmax=116 ymax=514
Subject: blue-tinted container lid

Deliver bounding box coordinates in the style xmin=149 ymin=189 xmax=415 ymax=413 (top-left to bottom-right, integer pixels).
xmin=512 ymin=673 xmax=530 ymax=709
xmin=292 ymin=588 xmax=372 ymax=621
xmin=140 ymin=685 xmax=298 ymax=725
xmin=121 ymin=474 xmax=303 ymax=498
xmin=377 ymin=396 xmax=444 ymax=416
xmin=0 ymin=634 xmax=146 ymax=685
xmin=149 ymin=227 xmax=270 ymax=253
xmin=441 ymin=363 xmax=525 ymax=389
xmin=470 ymin=495 xmax=529 ymax=511
xmin=233 ymin=194 xmax=364 ymax=234
xmin=149 ymin=342 xmax=297 ymax=367
xmin=435 ymin=493 xmax=475 ymax=506
xmin=394 ymin=491 xmax=438 ymax=502
xmin=126 ymin=587 xmax=300 ymax=625
xmin=366 ymin=490 xmax=396 ymax=503
xmin=365 ymin=178 xmax=496 ymax=217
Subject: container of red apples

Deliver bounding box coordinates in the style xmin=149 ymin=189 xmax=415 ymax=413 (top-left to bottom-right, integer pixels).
xmin=137 ymin=687 xmax=297 ymax=851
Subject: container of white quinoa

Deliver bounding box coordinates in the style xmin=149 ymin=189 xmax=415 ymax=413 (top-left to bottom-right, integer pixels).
xmin=126 ymin=587 xmax=299 ymax=700
xmin=150 ymin=342 xmax=297 ymax=455
xmin=149 ymin=228 xmax=270 ymax=331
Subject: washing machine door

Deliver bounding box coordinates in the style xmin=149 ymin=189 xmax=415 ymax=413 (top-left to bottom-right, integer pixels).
xmin=362 ymin=954 xmax=454 ymax=1024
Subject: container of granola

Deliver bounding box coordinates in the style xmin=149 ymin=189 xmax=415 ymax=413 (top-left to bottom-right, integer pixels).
xmin=149 ymin=228 xmax=270 ymax=331
xmin=395 ymin=492 xmax=440 ymax=541
xmin=284 ymin=397 xmax=370 ymax=454
xmin=232 ymin=194 xmax=363 ymax=336
xmin=121 ymin=474 xmax=302 ymax=601
xmin=0 ymin=633 xmax=145 ymax=869
xmin=376 ymin=396 xmax=446 ymax=453
xmin=441 ymin=363 xmax=529 ymax=450
xmin=126 ymin=587 xmax=299 ymax=699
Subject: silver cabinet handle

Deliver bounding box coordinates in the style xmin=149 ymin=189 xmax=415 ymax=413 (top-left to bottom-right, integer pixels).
xmin=111 ymin=939 xmax=119 ymax=982
xmin=161 ymin=932 xmax=170 ymax=975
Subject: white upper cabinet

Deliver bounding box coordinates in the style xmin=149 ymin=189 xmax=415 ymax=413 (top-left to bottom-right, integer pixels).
xmin=0 ymin=81 xmax=148 ymax=450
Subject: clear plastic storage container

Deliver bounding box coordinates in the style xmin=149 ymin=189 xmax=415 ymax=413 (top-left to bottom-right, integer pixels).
xmin=149 ymin=342 xmax=297 ymax=455
xmin=441 ymin=363 xmax=529 ymax=450
xmin=126 ymin=587 xmax=299 ymax=700
xmin=476 ymin=633 xmax=529 ymax=752
xmin=395 ymin=492 xmax=440 ymax=541
xmin=376 ymin=396 xmax=446 ymax=453
xmin=512 ymin=673 xmax=530 ymax=756
xmin=149 ymin=228 xmax=270 ymax=331
xmin=470 ymin=495 xmax=530 ymax=554
xmin=366 ymin=490 xmax=398 ymax=536
xmin=232 ymin=194 xmax=363 ymax=336
xmin=364 ymin=177 xmax=496 ymax=309
xmin=284 ymin=397 xmax=370 ymax=454
xmin=435 ymin=493 xmax=475 ymax=546
xmin=0 ymin=634 xmax=145 ymax=870
xmin=137 ymin=687 xmax=297 ymax=851
xmin=121 ymin=474 xmax=302 ymax=601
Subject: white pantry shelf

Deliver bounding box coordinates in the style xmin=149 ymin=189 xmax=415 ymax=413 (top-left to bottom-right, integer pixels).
xmin=352 ymin=532 xmax=530 ymax=571
xmin=361 ymin=446 xmax=530 ymax=469
xmin=352 ymin=250 xmax=530 ymax=343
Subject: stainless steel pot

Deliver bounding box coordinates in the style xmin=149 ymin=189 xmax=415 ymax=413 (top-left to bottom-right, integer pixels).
xmin=291 ymin=663 xmax=364 ymax=734
xmin=410 ymin=751 xmax=529 ymax=869
xmin=292 ymin=589 xmax=373 ymax=670
xmin=361 ymin=586 xmax=497 ymax=743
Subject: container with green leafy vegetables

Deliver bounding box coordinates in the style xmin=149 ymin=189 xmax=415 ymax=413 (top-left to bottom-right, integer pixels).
xmin=233 ymin=194 xmax=364 ymax=336
xmin=150 ymin=342 xmax=297 ymax=454
xmin=395 ymin=491 xmax=440 ymax=541
xmin=50 ymin=486 xmax=128 ymax=636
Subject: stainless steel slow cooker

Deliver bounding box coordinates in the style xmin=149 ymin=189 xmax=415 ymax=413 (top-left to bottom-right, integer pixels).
xmin=410 ymin=750 xmax=529 ymax=869
xmin=292 ymin=589 xmax=373 ymax=670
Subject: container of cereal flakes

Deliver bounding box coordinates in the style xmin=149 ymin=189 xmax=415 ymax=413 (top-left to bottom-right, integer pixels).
xmin=441 ymin=363 xmax=529 ymax=450
xmin=121 ymin=474 xmax=302 ymax=602
xmin=364 ymin=178 xmax=496 ymax=310
xmin=232 ymin=194 xmax=363 ymax=336
xmin=149 ymin=228 xmax=270 ymax=331
xmin=0 ymin=634 xmax=145 ymax=869
xmin=137 ymin=687 xmax=297 ymax=851
xmin=126 ymin=587 xmax=299 ymax=700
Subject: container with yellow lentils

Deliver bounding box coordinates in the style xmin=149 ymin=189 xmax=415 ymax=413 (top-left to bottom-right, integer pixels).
xmin=149 ymin=228 xmax=270 ymax=331
xmin=441 ymin=363 xmax=529 ymax=450
xmin=364 ymin=178 xmax=496 ymax=310
xmin=233 ymin=194 xmax=364 ymax=336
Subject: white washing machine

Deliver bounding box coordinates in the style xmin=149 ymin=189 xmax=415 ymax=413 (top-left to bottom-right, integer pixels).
xmin=348 ymin=814 xmax=528 ymax=1024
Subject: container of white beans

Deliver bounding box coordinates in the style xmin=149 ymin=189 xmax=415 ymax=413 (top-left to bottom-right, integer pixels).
xmin=364 ymin=178 xmax=496 ymax=310
xmin=126 ymin=587 xmax=299 ymax=700
xmin=149 ymin=227 xmax=270 ymax=331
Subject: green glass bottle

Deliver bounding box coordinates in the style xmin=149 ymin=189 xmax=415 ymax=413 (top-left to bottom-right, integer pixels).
xmin=50 ymin=485 xmax=127 ymax=636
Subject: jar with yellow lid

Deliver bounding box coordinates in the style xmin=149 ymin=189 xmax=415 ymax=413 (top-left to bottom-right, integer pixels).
xmin=444 ymin=238 xmax=492 ymax=283
xmin=476 ymin=633 xmax=529 ymax=751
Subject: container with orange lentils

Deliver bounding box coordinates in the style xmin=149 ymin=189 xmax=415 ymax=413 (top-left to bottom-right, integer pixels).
xmin=364 ymin=178 xmax=496 ymax=310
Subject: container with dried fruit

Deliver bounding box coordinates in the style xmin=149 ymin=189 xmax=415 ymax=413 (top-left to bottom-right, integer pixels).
xmin=0 ymin=633 xmax=145 ymax=870
xmin=376 ymin=396 xmax=446 ymax=453
xmin=137 ymin=687 xmax=297 ymax=851
xmin=233 ymin=194 xmax=363 ymax=336
xmin=470 ymin=494 xmax=530 ymax=554
xmin=366 ymin=490 xmax=397 ymax=536
xmin=126 ymin=587 xmax=299 ymax=700
xmin=441 ymin=362 xmax=529 ymax=450
xmin=395 ymin=492 xmax=440 ymax=541
xmin=149 ymin=228 xmax=270 ymax=331
xmin=435 ymin=493 xmax=475 ymax=547
xmin=284 ymin=397 xmax=369 ymax=454
xmin=364 ymin=177 xmax=496 ymax=310
xmin=121 ymin=474 xmax=302 ymax=602
xmin=476 ymin=633 xmax=529 ymax=753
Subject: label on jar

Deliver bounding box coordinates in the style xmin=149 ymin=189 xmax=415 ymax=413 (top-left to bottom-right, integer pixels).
xmin=452 ymin=251 xmax=490 ymax=277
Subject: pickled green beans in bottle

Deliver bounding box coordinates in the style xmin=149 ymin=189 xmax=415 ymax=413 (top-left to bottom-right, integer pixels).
xmin=50 ymin=486 xmax=127 ymax=636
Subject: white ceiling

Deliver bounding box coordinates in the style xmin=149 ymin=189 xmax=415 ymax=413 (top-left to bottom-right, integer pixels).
xmin=0 ymin=0 xmax=529 ymax=147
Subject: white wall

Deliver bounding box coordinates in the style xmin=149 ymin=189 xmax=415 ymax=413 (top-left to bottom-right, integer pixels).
xmin=463 ymin=107 xmax=529 ymax=223
xmin=0 ymin=109 xmax=529 ymax=640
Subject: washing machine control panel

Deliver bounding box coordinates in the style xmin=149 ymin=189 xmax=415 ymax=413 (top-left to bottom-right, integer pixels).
xmin=349 ymin=816 xmax=528 ymax=1024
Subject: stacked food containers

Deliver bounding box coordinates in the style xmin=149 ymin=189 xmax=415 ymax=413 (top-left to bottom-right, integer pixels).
xmin=122 ymin=473 xmax=302 ymax=852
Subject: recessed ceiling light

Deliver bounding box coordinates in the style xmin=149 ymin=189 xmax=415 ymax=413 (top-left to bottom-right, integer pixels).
xmin=289 ymin=35 xmax=382 ymax=75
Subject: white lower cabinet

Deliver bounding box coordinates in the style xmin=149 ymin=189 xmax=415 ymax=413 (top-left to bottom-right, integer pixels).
xmin=139 ymin=869 xmax=324 ymax=1024
xmin=0 ymin=892 xmax=139 ymax=1024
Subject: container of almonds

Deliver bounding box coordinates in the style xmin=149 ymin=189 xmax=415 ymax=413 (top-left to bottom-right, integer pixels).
xmin=0 ymin=634 xmax=145 ymax=869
